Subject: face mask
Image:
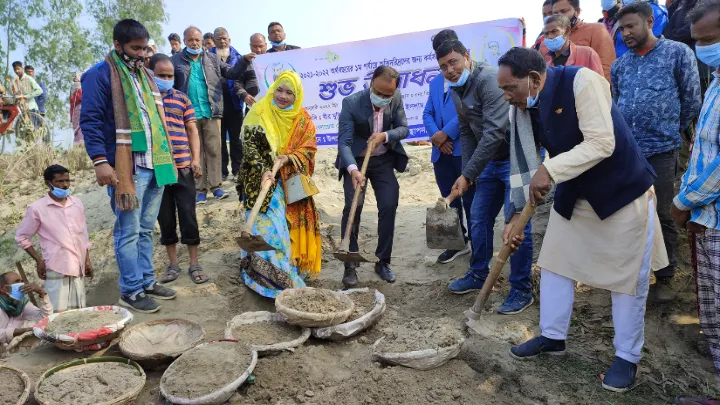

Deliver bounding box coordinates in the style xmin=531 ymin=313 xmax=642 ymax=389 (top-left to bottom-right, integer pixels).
xmin=51 ymin=185 xmax=71 ymax=199
xmin=370 ymin=91 xmax=392 ymax=108
xmin=604 ymin=5 xmax=620 ymax=19
xmin=696 ymin=42 xmax=720 ymax=68
xmin=622 ymin=0 xmax=638 ymax=5
xmin=154 ymin=77 xmax=174 ymax=93
xmin=601 ymin=0 xmax=616 ymax=10
xmin=8 ymin=283 xmax=24 ymax=301
xmin=270 ymin=40 xmax=286 ymax=47
xmin=117 ymin=49 xmax=144 ymax=69
xmin=271 ymin=99 xmax=294 ymax=111
xmin=526 ymin=76 xmax=540 ymax=108
xmin=448 ymin=69 xmax=470 ymax=88
xmin=545 ymin=36 xmax=567 ymax=52
xmin=186 ymin=47 xmax=203 ymax=55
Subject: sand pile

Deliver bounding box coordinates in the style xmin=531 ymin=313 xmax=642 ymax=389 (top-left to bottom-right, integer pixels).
xmin=0 ymin=368 xmax=25 ymax=404
xmin=121 ymin=320 xmax=203 ymax=357
xmin=36 ymin=363 xmax=142 ymax=405
xmin=163 ymin=341 xmax=253 ymax=399
xmin=377 ymin=317 xmax=464 ymax=353
xmin=346 ymin=290 xmax=377 ymax=322
xmin=282 ymin=290 xmax=350 ymax=314
xmin=231 ymin=321 xmax=302 ymax=346
xmin=45 ymin=311 xmax=123 ymax=335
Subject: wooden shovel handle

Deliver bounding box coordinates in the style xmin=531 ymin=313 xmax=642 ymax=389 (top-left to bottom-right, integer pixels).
xmin=444 ymin=188 xmax=460 ymax=206
xmin=340 ymin=141 xmax=375 ymax=251
xmin=243 ymin=158 xmax=283 ymax=234
xmin=470 ymin=201 xmax=535 ymax=314
xmin=15 ymin=262 xmax=37 ymax=307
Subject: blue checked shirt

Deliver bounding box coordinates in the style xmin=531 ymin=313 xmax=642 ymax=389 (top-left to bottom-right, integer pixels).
xmin=675 ymin=70 xmax=720 ymax=230
xmin=611 ymin=37 xmax=701 ymax=157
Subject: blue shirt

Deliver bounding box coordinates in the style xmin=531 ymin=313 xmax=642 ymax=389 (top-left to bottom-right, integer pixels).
xmin=614 ymin=1 xmax=669 ymax=58
xmin=611 ymin=37 xmax=701 ymax=157
xmin=187 ymin=54 xmax=211 ymax=119
xmin=675 ymin=71 xmax=720 ymax=230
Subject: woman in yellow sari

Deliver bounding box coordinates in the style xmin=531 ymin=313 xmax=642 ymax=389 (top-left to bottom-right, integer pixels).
xmin=238 ymin=71 xmax=321 ymax=298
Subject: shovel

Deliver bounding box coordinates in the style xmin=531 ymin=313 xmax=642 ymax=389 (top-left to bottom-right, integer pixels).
xmin=465 ymin=200 xmax=536 ymax=333
xmin=426 ymin=189 xmax=465 ymax=250
xmin=334 ymin=141 xmax=376 ymax=263
xmin=235 ymin=158 xmax=283 ymax=252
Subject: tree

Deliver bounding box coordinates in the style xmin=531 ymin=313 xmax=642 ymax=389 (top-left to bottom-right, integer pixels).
xmin=0 ymin=0 xmax=45 ymax=79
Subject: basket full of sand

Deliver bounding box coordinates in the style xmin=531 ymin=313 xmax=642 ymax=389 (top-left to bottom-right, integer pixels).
xmin=0 ymin=365 xmax=31 ymax=405
xmin=275 ymin=287 xmax=355 ymax=328
xmin=33 ymin=306 xmax=133 ymax=351
xmin=119 ymin=319 xmax=205 ymax=364
xmin=312 ymin=288 xmax=386 ymax=340
xmin=160 ymin=340 xmax=258 ymax=405
xmin=34 ymin=357 xmax=146 ymax=405
xmin=224 ymin=311 xmax=310 ymax=354
xmin=372 ymin=317 xmax=466 ymax=371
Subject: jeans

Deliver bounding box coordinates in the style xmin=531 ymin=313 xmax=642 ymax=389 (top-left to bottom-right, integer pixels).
xmin=433 ymin=153 xmax=474 ymax=241
xmin=647 ymin=149 xmax=678 ymax=279
xmin=108 ymin=167 xmax=165 ymax=297
xmin=469 ymin=159 xmax=533 ymax=292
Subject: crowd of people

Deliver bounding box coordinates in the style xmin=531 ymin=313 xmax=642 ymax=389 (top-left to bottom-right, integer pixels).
xmin=1 ymin=0 xmax=720 ymax=401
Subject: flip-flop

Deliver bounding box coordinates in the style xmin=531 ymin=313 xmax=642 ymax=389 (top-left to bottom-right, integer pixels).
xmin=188 ymin=264 xmax=209 ymax=284
xmin=159 ymin=264 xmax=181 ymax=284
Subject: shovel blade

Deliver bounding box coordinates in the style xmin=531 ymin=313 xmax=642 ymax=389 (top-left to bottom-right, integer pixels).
xmin=235 ymin=233 xmax=275 ymax=252
xmin=426 ymin=201 xmax=465 ymax=250
xmin=333 ymin=250 xmax=373 ymax=263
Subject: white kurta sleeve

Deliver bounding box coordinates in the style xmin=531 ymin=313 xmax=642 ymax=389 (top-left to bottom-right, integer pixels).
xmin=543 ymin=68 xmax=616 ymax=184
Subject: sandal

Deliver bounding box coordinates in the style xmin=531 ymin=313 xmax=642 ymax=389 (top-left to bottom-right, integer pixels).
xmin=159 ymin=264 xmax=181 ymax=284
xmin=188 ymin=264 xmax=209 ymax=284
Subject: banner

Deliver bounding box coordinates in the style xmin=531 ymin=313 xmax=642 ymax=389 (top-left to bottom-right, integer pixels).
xmin=252 ymin=19 xmax=522 ymax=146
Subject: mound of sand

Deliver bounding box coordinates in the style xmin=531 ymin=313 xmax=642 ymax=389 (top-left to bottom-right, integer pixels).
xmin=36 ymin=362 xmax=142 ymax=405
xmin=231 ymin=321 xmax=303 ymax=346
xmin=0 ymin=368 xmax=25 ymax=404
xmin=377 ymin=317 xmax=464 ymax=353
xmin=346 ymin=290 xmax=377 ymax=322
xmin=45 ymin=311 xmax=123 ymax=335
xmin=282 ymin=289 xmax=351 ymax=314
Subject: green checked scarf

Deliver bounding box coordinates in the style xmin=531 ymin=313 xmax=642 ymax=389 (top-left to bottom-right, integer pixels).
xmin=107 ymin=51 xmax=177 ymax=210
xmin=0 ymin=294 xmax=28 ymax=317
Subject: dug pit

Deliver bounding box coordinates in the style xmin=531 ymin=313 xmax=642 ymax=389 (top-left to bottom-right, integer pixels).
xmin=45 ymin=311 xmax=123 ymax=335
xmin=162 ymin=341 xmax=253 ymax=399
xmin=376 ymin=317 xmax=464 ymax=353
xmin=35 ymin=362 xmax=143 ymax=405
xmin=282 ymin=290 xmax=350 ymax=314
xmin=346 ymin=290 xmax=377 ymax=322
xmin=0 ymin=368 xmax=25 ymax=404
xmin=231 ymin=321 xmax=302 ymax=346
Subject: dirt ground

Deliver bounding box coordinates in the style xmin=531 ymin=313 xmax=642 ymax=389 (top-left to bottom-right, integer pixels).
xmin=0 ymin=146 xmax=716 ymax=404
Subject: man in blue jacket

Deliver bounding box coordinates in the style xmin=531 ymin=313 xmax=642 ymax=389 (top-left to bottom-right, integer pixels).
xmin=423 ymin=29 xmax=473 ymax=264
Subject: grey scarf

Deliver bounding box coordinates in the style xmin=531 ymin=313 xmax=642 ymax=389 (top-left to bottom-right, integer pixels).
xmin=508 ymin=105 xmax=541 ymax=217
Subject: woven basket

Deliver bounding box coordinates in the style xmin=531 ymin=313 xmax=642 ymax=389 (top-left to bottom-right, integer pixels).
xmin=33 ymin=306 xmax=133 ymax=351
xmin=224 ymin=311 xmax=310 ymax=354
xmin=312 ymin=288 xmax=386 ymax=340
xmin=119 ymin=318 xmax=204 ymax=363
xmin=34 ymin=357 xmax=146 ymax=405
xmin=275 ymin=287 xmax=355 ymax=328
xmin=1 ymin=365 xmax=31 ymax=405
xmin=372 ymin=337 xmax=466 ymax=371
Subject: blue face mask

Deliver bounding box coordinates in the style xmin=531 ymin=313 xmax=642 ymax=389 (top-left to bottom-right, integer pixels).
xmin=271 ymin=99 xmax=294 ymax=111
xmin=622 ymin=0 xmax=637 ymax=4
xmin=696 ymin=42 xmax=720 ymax=68
xmin=270 ymin=40 xmax=286 ymax=47
xmin=545 ymin=36 xmax=567 ymax=52
xmin=526 ymin=76 xmax=540 ymax=108
xmin=186 ymin=47 xmax=203 ymax=55
xmin=602 ymin=0 xmax=617 ymax=10
xmin=370 ymin=91 xmax=392 ymax=107
xmin=154 ymin=77 xmax=174 ymax=93
xmin=51 ymin=185 xmax=70 ymax=199
xmin=448 ymin=69 xmax=470 ymax=88
xmin=9 ymin=283 xmax=24 ymax=301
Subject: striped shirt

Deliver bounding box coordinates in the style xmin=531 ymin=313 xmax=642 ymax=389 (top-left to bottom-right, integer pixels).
xmin=161 ymin=88 xmax=196 ymax=168
xmin=675 ymin=70 xmax=720 ymax=230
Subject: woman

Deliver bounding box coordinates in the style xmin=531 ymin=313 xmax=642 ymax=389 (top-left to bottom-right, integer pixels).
xmin=542 ymin=14 xmax=604 ymax=77
xmin=70 ymin=72 xmax=83 ymax=144
xmin=238 ymin=71 xmax=321 ymax=298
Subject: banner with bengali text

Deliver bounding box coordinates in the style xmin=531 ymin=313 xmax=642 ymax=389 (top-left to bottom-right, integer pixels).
xmin=252 ymin=18 xmax=522 ymax=146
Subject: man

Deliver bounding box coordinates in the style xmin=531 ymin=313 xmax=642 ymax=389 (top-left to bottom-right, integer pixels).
xmin=533 ymin=0 xmax=555 ymax=51
xmin=423 ymin=29 xmax=473 ymax=264
xmin=539 ymin=0 xmax=616 ymax=82
xmin=600 ymin=0 xmax=621 ymax=34
xmin=209 ymin=27 xmax=245 ymax=181
xmin=672 ymin=1 xmax=720 ymax=403
xmin=171 ymin=26 xmax=253 ymax=204
xmin=15 ymin=165 xmax=92 ymax=312
xmin=436 ymin=40 xmax=534 ymax=315
xmin=81 ymin=19 xmax=178 ymax=313
xmin=612 ymin=1 xmax=701 ymax=303
xmin=144 ymin=46 xmax=155 ymax=67
xmin=0 ymin=272 xmax=52 ymax=345
xmin=613 ymin=0 xmax=670 ymax=58
xmin=233 ymin=33 xmax=264 ymax=111
xmin=203 ymin=32 xmax=215 ymax=51
xmin=149 ymin=54 xmax=209 ymax=286
xmin=267 ymin=22 xmax=300 ymax=53
xmin=497 ymin=47 xmax=666 ymax=392
xmin=11 ymin=61 xmax=43 ymax=113
xmin=543 ymin=14 xmax=604 ymax=74
xmin=24 ymin=65 xmax=46 ymax=116
xmin=168 ymin=33 xmax=182 ymax=55
xmin=337 ymin=66 xmax=408 ymax=286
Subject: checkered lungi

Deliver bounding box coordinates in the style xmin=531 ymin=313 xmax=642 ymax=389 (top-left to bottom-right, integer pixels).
xmin=695 ymin=228 xmax=720 ymax=376
xmin=44 ymin=269 xmax=86 ymax=313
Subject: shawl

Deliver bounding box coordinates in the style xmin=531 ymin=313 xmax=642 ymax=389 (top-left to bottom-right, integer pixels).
xmin=508 ymin=105 xmax=541 ymax=217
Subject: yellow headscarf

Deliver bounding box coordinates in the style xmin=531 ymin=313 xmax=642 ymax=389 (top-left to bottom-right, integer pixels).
xmin=243 ymin=70 xmax=304 ymax=154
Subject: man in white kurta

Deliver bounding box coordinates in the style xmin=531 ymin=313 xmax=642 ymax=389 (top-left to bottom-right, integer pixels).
xmin=496 ymin=47 xmax=667 ymax=393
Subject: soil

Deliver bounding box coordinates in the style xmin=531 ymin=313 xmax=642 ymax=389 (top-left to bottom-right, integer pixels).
xmin=282 ymin=289 xmax=350 ymax=314
xmin=45 ymin=310 xmax=123 ymax=335
xmin=231 ymin=321 xmax=303 ymax=346
xmin=0 ymin=368 xmax=25 ymax=404
xmin=35 ymin=362 xmax=143 ymax=405
xmin=376 ymin=317 xmax=464 ymax=353
xmin=346 ymin=290 xmax=377 ymax=322
xmin=162 ymin=341 xmax=253 ymax=399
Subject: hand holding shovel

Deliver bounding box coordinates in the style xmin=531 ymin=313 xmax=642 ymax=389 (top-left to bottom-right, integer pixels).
xmin=235 ymin=158 xmax=284 ymax=252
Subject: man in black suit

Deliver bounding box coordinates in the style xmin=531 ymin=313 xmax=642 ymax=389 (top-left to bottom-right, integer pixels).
xmin=336 ymin=66 xmax=409 ymax=287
